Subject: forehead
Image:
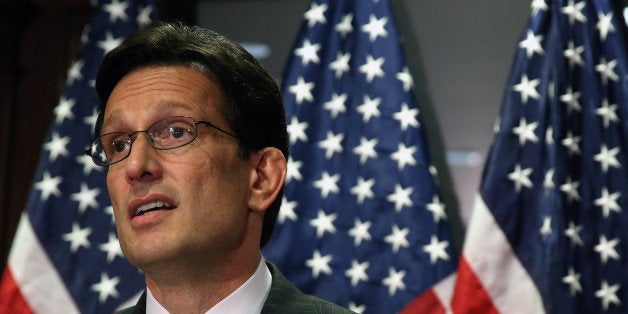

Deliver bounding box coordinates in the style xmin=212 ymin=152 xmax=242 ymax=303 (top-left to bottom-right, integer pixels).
xmin=103 ymin=66 xmax=225 ymax=127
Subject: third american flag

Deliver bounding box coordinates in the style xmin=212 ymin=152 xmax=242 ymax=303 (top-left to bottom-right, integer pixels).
xmin=263 ymin=0 xmax=458 ymax=313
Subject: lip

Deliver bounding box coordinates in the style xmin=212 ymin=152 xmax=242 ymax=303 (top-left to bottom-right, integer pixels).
xmin=127 ymin=194 xmax=177 ymax=222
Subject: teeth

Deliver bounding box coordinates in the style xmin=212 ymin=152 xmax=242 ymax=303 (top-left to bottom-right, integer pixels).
xmin=135 ymin=201 xmax=171 ymax=215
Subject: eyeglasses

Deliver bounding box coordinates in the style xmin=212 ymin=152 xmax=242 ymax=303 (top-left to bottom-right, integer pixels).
xmin=85 ymin=116 xmax=238 ymax=166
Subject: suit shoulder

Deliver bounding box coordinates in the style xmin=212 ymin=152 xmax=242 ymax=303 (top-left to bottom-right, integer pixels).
xmin=263 ymin=262 xmax=355 ymax=314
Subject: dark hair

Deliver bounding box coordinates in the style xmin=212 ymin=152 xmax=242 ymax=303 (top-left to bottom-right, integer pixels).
xmin=95 ymin=21 xmax=289 ymax=248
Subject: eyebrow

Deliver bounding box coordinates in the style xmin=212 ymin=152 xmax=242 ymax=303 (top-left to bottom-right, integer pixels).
xmin=102 ymin=101 xmax=198 ymax=132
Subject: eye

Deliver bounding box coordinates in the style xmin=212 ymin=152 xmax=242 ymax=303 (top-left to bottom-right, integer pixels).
xmin=112 ymin=139 xmax=130 ymax=153
xmin=149 ymin=118 xmax=196 ymax=148
xmin=169 ymin=126 xmax=187 ymax=139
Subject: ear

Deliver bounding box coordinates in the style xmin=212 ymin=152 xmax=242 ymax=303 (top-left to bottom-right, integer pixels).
xmin=248 ymin=147 xmax=287 ymax=212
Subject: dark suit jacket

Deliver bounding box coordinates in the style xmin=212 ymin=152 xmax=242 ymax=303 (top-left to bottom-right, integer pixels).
xmin=116 ymin=262 xmax=354 ymax=314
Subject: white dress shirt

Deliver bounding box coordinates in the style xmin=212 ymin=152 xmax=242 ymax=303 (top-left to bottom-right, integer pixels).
xmin=146 ymin=257 xmax=272 ymax=314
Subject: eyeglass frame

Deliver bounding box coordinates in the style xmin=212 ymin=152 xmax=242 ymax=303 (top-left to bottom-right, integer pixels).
xmin=85 ymin=115 xmax=239 ymax=167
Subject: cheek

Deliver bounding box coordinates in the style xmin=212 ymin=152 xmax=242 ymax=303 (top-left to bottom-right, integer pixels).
xmin=106 ymin=169 xmax=124 ymax=201
xmin=187 ymin=153 xmax=250 ymax=217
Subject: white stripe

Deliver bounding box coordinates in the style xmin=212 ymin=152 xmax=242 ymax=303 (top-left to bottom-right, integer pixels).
xmin=432 ymin=272 xmax=456 ymax=314
xmin=462 ymin=194 xmax=545 ymax=314
xmin=8 ymin=213 xmax=79 ymax=314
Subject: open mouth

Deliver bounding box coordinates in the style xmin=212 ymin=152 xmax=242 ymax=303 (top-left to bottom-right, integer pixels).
xmin=134 ymin=200 xmax=175 ymax=217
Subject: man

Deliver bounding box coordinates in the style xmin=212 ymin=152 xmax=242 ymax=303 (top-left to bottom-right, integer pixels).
xmin=86 ymin=21 xmax=353 ymax=314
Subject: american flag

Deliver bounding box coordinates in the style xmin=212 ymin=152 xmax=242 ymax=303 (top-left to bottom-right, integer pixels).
xmin=0 ymin=1 xmax=156 ymax=313
xmin=262 ymin=0 xmax=458 ymax=313
xmin=451 ymin=0 xmax=628 ymax=313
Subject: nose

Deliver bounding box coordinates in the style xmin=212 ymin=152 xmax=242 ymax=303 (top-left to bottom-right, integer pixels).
xmin=124 ymin=133 xmax=162 ymax=183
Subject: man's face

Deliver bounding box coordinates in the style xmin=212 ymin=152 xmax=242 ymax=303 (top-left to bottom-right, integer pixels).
xmin=103 ymin=66 xmax=254 ymax=270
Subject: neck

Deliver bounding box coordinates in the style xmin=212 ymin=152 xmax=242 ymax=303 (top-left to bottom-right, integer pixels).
xmin=145 ymin=252 xmax=261 ymax=314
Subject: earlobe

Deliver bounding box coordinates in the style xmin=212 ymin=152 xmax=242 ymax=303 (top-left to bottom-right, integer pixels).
xmin=248 ymin=147 xmax=287 ymax=212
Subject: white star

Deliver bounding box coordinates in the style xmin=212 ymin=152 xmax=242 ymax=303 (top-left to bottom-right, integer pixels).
xmin=385 ymin=225 xmax=410 ymax=253
xmin=288 ymin=77 xmax=315 ymax=104
xmin=80 ymin=24 xmax=90 ymax=44
xmin=543 ymin=168 xmax=555 ymax=190
xmin=594 ymin=187 xmax=622 ymax=218
xmin=594 ymin=145 xmax=621 ymax=173
xmin=305 ymin=250 xmax=332 ymax=278
xmin=531 ymin=0 xmax=548 ymax=16
xmin=71 ymin=182 xmax=101 ymax=213
xmin=518 ymin=30 xmax=544 ymax=58
xmin=62 ymin=222 xmax=92 ymax=252
xmin=303 ymin=2 xmax=327 ymax=27
xmin=318 ymin=131 xmax=344 ymax=159
xmin=356 ymin=95 xmax=381 ymax=123
xmin=596 ymin=12 xmax=615 ymax=41
xmin=350 ymin=177 xmax=375 ymax=204
xmin=387 ymin=184 xmax=413 ymax=212
xmin=564 ymin=221 xmax=584 ymax=247
xmin=286 ymin=157 xmax=303 ymax=182
xmin=287 ymin=117 xmax=308 ymax=144
xmin=66 ymin=60 xmax=83 ymax=85
xmin=44 ymin=132 xmax=71 ymax=162
xmin=345 ymin=260 xmax=370 ymax=287
xmin=137 ymin=5 xmax=154 ymax=27
xmin=349 ymin=302 xmax=367 ymax=314
xmin=359 ymin=55 xmax=385 ymax=83
xmin=594 ymin=235 xmax=620 ymax=264
xmin=562 ymin=267 xmax=582 ymax=296
xmin=329 ymin=52 xmax=351 ymax=78
xmin=278 ymin=197 xmax=298 ymax=223
xmin=513 ymin=74 xmax=540 ymax=104
xmin=561 ymin=131 xmax=581 ymax=156
xmin=596 ymin=58 xmax=619 ymax=84
xmin=563 ymin=41 xmax=585 ymax=68
xmin=361 ymin=15 xmax=388 ymax=42
xmin=99 ymin=233 xmax=123 ymax=263
xmin=423 ymin=235 xmax=450 ymax=264
xmin=97 ymin=32 xmax=123 ymax=54
xmin=313 ymin=171 xmax=340 ymax=199
xmin=309 ymin=210 xmax=337 ymax=238
xmin=91 ymin=272 xmax=120 ymax=303
xmin=508 ymin=164 xmax=533 ymax=192
xmin=493 ymin=116 xmax=502 ymax=133
xmin=394 ymin=103 xmax=419 ymax=130
xmin=352 ymin=137 xmax=378 ymax=164
xmin=539 ymin=216 xmax=552 ymax=240
xmin=396 ymin=67 xmax=414 ymax=92
xmin=596 ymin=99 xmax=619 ymax=128
xmin=561 ymin=0 xmax=587 ymax=25
xmin=104 ymin=206 xmax=116 ymax=224
xmin=348 ymin=218 xmax=372 ymax=246
xmin=34 ymin=171 xmax=63 ymax=201
xmin=83 ymin=108 xmax=99 ymax=132
xmin=560 ymin=86 xmax=582 ymax=113
xmin=391 ymin=143 xmax=417 ymax=170
xmin=595 ymin=281 xmax=621 ymax=310
xmin=426 ymin=195 xmax=447 ymax=223
xmin=382 ymin=267 xmax=406 ymax=296
xmin=75 ymin=154 xmax=103 ymax=176
xmin=295 ymin=39 xmax=321 ymax=66
xmin=335 ymin=13 xmax=353 ymax=37
xmin=512 ymin=117 xmax=539 ymax=146
xmin=560 ymin=177 xmax=581 ymax=202
xmin=104 ymin=0 xmax=129 ymax=23
xmin=545 ymin=127 xmax=554 ymax=145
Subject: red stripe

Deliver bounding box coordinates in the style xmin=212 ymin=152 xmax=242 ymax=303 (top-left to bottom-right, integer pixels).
xmin=451 ymin=257 xmax=499 ymax=314
xmin=0 ymin=267 xmax=33 ymax=314
xmin=400 ymin=289 xmax=445 ymax=314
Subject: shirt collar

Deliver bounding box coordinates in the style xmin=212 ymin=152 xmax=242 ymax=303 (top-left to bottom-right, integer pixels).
xmin=146 ymin=257 xmax=272 ymax=314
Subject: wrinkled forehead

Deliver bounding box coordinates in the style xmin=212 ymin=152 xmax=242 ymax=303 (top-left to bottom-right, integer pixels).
xmin=101 ymin=66 xmax=227 ymax=131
